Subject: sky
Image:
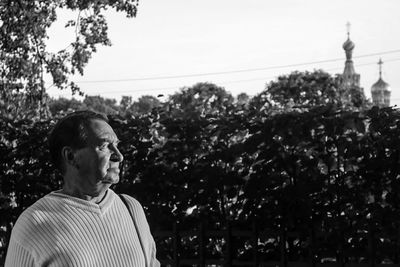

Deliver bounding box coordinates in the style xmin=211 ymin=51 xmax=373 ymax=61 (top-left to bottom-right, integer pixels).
xmin=46 ymin=0 xmax=400 ymax=106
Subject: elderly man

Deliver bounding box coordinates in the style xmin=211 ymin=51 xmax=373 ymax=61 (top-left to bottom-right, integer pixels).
xmin=5 ymin=111 xmax=160 ymax=267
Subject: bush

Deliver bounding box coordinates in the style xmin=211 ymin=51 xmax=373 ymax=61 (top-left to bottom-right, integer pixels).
xmin=1 ymin=105 xmax=400 ymax=263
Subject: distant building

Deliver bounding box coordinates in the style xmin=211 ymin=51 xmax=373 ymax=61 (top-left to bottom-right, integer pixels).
xmin=371 ymin=59 xmax=391 ymax=107
xmin=341 ymin=29 xmax=360 ymax=90
xmin=338 ymin=23 xmax=392 ymax=107
xmin=338 ymin=23 xmax=365 ymax=106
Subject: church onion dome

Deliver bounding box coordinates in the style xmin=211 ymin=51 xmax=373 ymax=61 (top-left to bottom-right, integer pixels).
xmin=371 ymin=77 xmax=391 ymax=92
xmin=371 ymin=59 xmax=390 ymax=92
xmin=343 ymin=37 xmax=355 ymax=51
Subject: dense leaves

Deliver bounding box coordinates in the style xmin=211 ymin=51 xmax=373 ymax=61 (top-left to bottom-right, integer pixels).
xmin=255 ymin=70 xmax=369 ymax=112
xmin=0 ymin=74 xmax=386 ymax=264
xmin=0 ymin=0 xmax=139 ymax=116
xmin=1 ymin=104 xmax=400 ymax=263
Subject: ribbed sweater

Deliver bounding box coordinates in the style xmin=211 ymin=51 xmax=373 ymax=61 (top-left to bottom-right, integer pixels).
xmin=5 ymin=189 xmax=160 ymax=267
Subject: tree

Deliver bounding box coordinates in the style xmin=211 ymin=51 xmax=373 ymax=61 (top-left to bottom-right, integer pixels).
xmin=129 ymin=95 xmax=161 ymax=116
xmin=342 ymin=84 xmax=370 ymax=109
xmin=48 ymin=97 xmax=86 ymax=115
xmin=253 ymin=70 xmax=368 ymax=113
xmin=0 ymin=0 xmax=139 ymax=117
xmin=119 ymin=95 xmax=133 ymax=115
xmin=83 ymin=95 xmax=119 ymax=114
xmin=236 ymin=92 xmax=250 ymax=106
xmin=0 ymin=92 xmax=52 ymax=120
xmin=167 ymin=82 xmax=234 ymax=118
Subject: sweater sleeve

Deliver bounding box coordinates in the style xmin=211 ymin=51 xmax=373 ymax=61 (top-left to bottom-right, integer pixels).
xmin=145 ymin=222 xmax=160 ymax=267
xmin=149 ymin=238 xmax=160 ymax=267
xmin=4 ymin=240 xmax=35 ymax=267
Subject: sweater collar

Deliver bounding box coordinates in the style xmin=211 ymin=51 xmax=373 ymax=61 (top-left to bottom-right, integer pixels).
xmin=48 ymin=189 xmax=116 ymax=215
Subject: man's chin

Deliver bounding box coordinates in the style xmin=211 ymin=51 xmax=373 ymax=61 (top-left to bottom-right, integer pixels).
xmin=101 ymin=176 xmax=120 ymax=184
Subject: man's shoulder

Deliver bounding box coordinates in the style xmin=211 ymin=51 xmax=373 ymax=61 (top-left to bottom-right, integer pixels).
xmin=115 ymin=191 xmax=146 ymax=214
xmin=118 ymin=192 xmax=142 ymax=208
xmin=16 ymin=193 xmax=59 ymax=220
xmin=116 ymin=192 xmax=153 ymax=233
xmin=11 ymin=194 xmax=59 ymax=241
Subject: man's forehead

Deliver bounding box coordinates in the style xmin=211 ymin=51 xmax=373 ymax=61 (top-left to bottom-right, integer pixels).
xmin=87 ymin=119 xmax=118 ymax=140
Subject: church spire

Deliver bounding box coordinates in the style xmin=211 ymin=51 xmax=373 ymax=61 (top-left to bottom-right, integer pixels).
xmin=342 ymin=22 xmax=355 ymax=62
xmin=341 ymin=22 xmax=359 ymax=88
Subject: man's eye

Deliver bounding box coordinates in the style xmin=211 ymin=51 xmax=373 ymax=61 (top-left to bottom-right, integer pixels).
xmin=99 ymin=143 xmax=109 ymax=150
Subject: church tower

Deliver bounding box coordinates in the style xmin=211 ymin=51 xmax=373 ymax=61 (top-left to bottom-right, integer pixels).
xmin=341 ymin=22 xmax=360 ymax=90
xmin=338 ymin=22 xmax=365 ymax=107
xmin=371 ymin=59 xmax=391 ymax=107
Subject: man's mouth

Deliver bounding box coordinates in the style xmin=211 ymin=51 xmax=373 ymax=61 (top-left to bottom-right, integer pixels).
xmin=107 ymin=167 xmax=120 ymax=173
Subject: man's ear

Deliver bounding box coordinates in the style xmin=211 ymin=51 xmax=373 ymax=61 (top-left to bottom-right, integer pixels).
xmin=61 ymin=147 xmax=79 ymax=169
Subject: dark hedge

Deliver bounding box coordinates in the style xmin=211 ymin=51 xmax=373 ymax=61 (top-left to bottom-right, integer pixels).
xmin=1 ymin=105 xmax=400 ymax=264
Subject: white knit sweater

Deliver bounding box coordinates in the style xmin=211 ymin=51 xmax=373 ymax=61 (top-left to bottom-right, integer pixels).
xmin=5 ymin=189 xmax=160 ymax=267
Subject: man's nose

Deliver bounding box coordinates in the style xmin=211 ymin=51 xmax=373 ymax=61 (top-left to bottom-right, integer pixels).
xmin=110 ymin=145 xmax=124 ymax=162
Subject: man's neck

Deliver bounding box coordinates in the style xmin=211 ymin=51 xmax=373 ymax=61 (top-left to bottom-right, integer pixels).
xmin=60 ymin=186 xmax=108 ymax=204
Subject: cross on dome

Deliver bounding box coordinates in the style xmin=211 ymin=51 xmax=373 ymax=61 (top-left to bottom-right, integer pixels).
xmin=346 ymin=22 xmax=351 ymax=38
xmin=378 ymin=58 xmax=383 ymax=78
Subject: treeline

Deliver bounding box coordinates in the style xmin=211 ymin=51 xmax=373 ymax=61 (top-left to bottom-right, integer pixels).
xmin=1 ymin=82 xmax=246 ymax=120
xmin=1 ymin=70 xmax=368 ymax=120
xmin=3 ymin=71 xmax=393 ymax=264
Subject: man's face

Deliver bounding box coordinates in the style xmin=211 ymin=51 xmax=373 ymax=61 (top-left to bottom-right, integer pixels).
xmin=73 ymin=119 xmax=124 ymax=193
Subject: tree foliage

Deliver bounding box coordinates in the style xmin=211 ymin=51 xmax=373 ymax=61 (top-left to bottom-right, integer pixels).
xmin=48 ymin=97 xmax=86 ymax=115
xmin=119 ymin=95 xmax=161 ymax=116
xmin=1 ymin=72 xmax=388 ymax=263
xmin=2 ymin=103 xmax=400 ymax=264
xmin=0 ymin=0 xmax=139 ymax=112
xmin=83 ymin=95 xmax=119 ymax=114
xmin=254 ymin=70 xmax=369 ymax=112
xmin=167 ymin=82 xmax=234 ymax=118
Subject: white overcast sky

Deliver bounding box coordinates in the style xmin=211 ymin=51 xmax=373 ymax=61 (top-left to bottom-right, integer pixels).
xmin=46 ymin=0 xmax=400 ymax=106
